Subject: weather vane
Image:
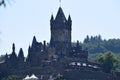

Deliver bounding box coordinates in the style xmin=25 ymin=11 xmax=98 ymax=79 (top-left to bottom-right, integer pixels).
xmin=59 ymin=0 xmax=61 ymax=7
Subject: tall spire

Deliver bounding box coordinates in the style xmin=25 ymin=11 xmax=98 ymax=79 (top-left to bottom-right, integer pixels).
xmin=55 ymin=7 xmax=67 ymax=23
xmin=32 ymin=36 xmax=37 ymax=47
xmin=50 ymin=14 xmax=54 ymax=22
xmin=18 ymin=48 xmax=24 ymax=58
xmin=68 ymin=15 xmax=72 ymax=21
xmin=33 ymin=36 xmax=37 ymax=42
xmin=12 ymin=43 xmax=15 ymax=53
xmin=18 ymin=48 xmax=24 ymax=63
xmin=68 ymin=14 xmax=72 ymax=29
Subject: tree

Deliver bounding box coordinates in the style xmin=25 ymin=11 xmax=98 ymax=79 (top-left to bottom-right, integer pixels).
xmin=1 ymin=75 xmax=21 ymax=80
xmin=84 ymin=35 xmax=89 ymax=43
xmin=82 ymin=35 xmax=120 ymax=54
xmin=0 ymin=0 xmax=6 ymax=7
xmin=97 ymin=51 xmax=120 ymax=73
xmin=52 ymin=74 xmax=67 ymax=80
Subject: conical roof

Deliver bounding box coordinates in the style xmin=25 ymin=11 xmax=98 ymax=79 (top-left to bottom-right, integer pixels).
xmin=18 ymin=48 xmax=24 ymax=62
xmin=68 ymin=15 xmax=72 ymax=21
xmin=32 ymin=36 xmax=37 ymax=47
xmin=50 ymin=14 xmax=54 ymax=21
xmin=55 ymin=7 xmax=67 ymax=23
xmin=18 ymin=48 xmax=24 ymax=57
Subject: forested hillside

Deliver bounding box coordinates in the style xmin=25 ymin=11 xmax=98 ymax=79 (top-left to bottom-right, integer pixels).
xmin=80 ymin=35 xmax=120 ymax=54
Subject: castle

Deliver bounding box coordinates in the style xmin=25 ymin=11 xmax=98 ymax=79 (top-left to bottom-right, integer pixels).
xmin=4 ymin=7 xmax=88 ymax=67
xmin=0 ymin=7 xmax=107 ymax=80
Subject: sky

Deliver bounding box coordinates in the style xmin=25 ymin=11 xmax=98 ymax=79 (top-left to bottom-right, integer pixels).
xmin=0 ymin=0 xmax=120 ymax=56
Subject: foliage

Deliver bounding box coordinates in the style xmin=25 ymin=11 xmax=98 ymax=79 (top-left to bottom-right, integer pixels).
xmin=52 ymin=74 xmax=67 ymax=80
xmin=88 ymin=53 xmax=101 ymax=61
xmin=82 ymin=35 xmax=120 ymax=54
xmin=97 ymin=51 xmax=120 ymax=73
xmin=1 ymin=75 xmax=21 ymax=80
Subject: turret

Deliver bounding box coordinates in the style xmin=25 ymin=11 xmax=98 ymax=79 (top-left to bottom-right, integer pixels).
xmin=50 ymin=14 xmax=54 ymax=29
xmin=12 ymin=43 xmax=15 ymax=53
xmin=32 ymin=36 xmax=37 ymax=47
xmin=50 ymin=7 xmax=72 ymax=56
xmin=9 ymin=43 xmax=18 ymax=68
xmin=5 ymin=53 xmax=8 ymax=63
xmin=28 ymin=45 xmax=31 ymax=53
xmin=18 ymin=48 xmax=25 ymax=68
xmin=18 ymin=48 xmax=24 ymax=63
xmin=68 ymin=15 xmax=72 ymax=22
xmin=43 ymin=40 xmax=46 ymax=51
xmin=50 ymin=14 xmax=54 ymax=22
xmin=68 ymin=15 xmax=72 ymax=30
xmin=76 ymin=40 xmax=79 ymax=48
xmin=76 ymin=40 xmax=82 ymax=50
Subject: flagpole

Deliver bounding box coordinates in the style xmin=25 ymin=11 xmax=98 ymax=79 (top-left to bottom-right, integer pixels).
xmin=59 ymin=0 xmax=61 ymax=7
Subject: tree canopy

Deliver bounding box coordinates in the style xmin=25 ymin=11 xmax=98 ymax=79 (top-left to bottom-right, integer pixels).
xmin=97 ymin=51 xmax=120 ymax=73
xmin=52 ymin=74 xmax=67 ymax=80
xmin=82 ymin=35 xmax=120 ymax=54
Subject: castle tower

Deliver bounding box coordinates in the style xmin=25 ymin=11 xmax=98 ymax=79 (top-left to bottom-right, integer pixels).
xmin=9 ymin=43 xmax=18 ymax=68
xmin=18 ymin=48 xmax=24 ymax=63
xmin=50 ymin=7 xmax=72 ymax=56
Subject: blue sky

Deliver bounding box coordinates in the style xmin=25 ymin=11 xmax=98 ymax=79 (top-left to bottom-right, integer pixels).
xmin=0 ymin=0 xmax=120 ymax=56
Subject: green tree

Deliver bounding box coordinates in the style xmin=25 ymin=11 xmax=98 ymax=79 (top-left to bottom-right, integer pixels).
xmin=1 ymin=75 xmax=21 ymax=80
xmin=83 ymin=35 xmax=120 ymax=54
xmin=97 ymin=51 xmax=120 ymax=73
xmin=52 ymin=74 xmax=67 ymax=80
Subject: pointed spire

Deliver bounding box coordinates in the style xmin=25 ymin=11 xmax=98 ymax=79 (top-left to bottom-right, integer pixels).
xmin=12 ymin=43 xmax=15 ymax=53
xmin=28 ymin=45 xmax=31 ymax=53
xmin=43 ymin=40 xmax=46 ymax=51
xmin=5 ymin=53 xmax=8 ymax=58
xmin=50 ymin=14 xmax=54 ymax=27
xmin=77 ymin=40 xmax=79 ymax=47
xmin=10 ymin=43 xmax=18 ymax=66
xmin=68 ymin=14 xmax=72 ymax=30
xmin=68 ymin=15 xmax=72 ymax=22
xmin=32 ymin=36 xmax=37 ymax=47
xmin=18 ymin=48 xmax=24 ymax=58
xmin=18 ymin=48 xmax=24 ymax=63
xmin=33 ymin=36 xmax=37 ymax=42
xmin=55 ymin=7 xmax=67 ymax=23
xmin=50 ymin=14 xmax=54 ymax=21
